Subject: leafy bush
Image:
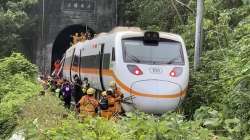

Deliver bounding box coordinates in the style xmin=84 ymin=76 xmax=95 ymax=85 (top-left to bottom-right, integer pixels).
xmin=0 ymin=53 xmax=37 ymax=79
xmin=0 ymin=53 xmax=41 ymax=139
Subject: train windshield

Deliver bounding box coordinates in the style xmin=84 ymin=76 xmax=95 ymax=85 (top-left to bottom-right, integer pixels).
xmin=122 ymin=38 xmax=184 ymax=65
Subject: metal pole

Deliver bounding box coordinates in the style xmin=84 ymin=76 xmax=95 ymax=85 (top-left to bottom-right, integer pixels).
xmin=115 ymin=0 xmax=118 ymax=26
xmin=194 ymin=0 xmax=204 ymax=70
xmin=42 ymin=0 xmax=45 ymax=75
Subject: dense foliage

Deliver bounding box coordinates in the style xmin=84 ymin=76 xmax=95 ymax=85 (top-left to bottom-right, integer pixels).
xmin=0 ymin=0 xmax=37 ymax=57
xmin=0 ymin=53 xmax=41 ymax=138
xmin=15 ymin=94 xmax=225 ymax=140
xmin=123 ymin=0 xmax=250 ymax=139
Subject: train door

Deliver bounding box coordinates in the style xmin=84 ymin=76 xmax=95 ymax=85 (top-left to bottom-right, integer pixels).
xmin=72 ymin=49 xmax=81 ymax=81
xmin=79 ymin=50 xmax=82 ymax=80
xmin=98 ymin=44 xmax=106 ymax=91
xmin=63 ymin=48 xmax=75 ymax=81
xmin=69 ymin=48 xmax=75 ymax=82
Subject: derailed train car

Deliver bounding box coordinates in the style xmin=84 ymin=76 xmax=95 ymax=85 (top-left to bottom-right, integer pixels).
xmin=62 ymin=27 xmax=189 ymax=114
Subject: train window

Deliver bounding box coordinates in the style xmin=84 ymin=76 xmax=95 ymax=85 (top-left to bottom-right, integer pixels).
xmin=112 ymin=47 xmax=115 ymax=61
xmin=64 ymin=57 xmax=71 ymax=67
xmin=73 ymin=55 xmax=79 ymax=67
xmin=103 ymin=54 xmax=111 ymax=69
xmin=122 ymin=38 xmax=185 ymax=65
xmin=80 ymin=54 xmax=110 ymax=69
xmin=81 ymin=55 xmax=97 ymax=68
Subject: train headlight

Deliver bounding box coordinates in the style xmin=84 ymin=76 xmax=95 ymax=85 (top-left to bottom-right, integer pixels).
xmin=127 ymin=65 xmax=143 ymax=76
xmin=169 ymin=67 xmax=183 ymax=77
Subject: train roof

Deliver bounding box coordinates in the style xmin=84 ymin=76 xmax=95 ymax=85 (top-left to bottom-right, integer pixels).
xmin=93 ymin=27 xmax=182 ymax=40
xmin=68 ymin=27 xmax=184 ymax=51
xmin=95 ymin=26 xmax=181 ymax=38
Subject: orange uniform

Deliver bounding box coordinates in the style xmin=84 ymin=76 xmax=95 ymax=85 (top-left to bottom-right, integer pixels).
xmin=100 ymin=95 xmax=116 ymax=120
xmin=78 ymin=95 xmax=99 ymax=118
xmin=113 ymin=88 xmax=124 ymax=114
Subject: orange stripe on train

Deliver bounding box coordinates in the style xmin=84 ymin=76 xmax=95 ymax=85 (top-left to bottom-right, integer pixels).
xmin=63 ymin=65 xmax=187 ymax=99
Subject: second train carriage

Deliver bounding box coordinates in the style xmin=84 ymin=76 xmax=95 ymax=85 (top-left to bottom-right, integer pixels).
xmin=62 ymin=27 xmax=189 ymax=114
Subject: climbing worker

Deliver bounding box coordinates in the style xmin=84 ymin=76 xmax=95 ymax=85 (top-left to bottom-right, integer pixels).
xmin=77 ymin=88 xmax=99 ymax=119
xmin=85 ymin=31 xmax=92 ymax=40
xmin=74 ymin=32 xmax=79 ymax=44
xmin=100 ymin=89 xmax=116 ymax=120
xmin=53 ymin=59 xmax=61 ymax=76
xmin=80 ymin=32 xmax=87 ymax=42
xmin=61 ymin=81 xmax=72 ymax=109
xmin=72 ymin=75 xmax=84 ymax=104
xmin=109 ymin=81 xmax=124 ymax=114
xmin=71 ymin=32 xmax=80 ymax=46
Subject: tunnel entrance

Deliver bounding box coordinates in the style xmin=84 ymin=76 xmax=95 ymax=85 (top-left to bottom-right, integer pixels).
xmin=51 ymin=24 xmax=95 ymax=72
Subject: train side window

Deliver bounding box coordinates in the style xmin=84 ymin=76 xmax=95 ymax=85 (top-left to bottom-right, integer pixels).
xmin=103 ymin=54 xmax=110 ymax=69
xmin=73 ymin=55 xmax=79 ymax=67
xmin=112 ymin=47 xmax=115 ymax=61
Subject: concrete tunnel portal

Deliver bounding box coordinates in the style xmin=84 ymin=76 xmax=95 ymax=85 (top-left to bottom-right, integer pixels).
xmin=51 ymin=24 xmax=95 ymax=72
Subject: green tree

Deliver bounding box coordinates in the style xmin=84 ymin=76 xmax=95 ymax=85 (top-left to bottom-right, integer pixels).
xmin=0 ymin=0 xmax=38 ymax=57
xmin=123 ymin=0 xmax=191 ymax=31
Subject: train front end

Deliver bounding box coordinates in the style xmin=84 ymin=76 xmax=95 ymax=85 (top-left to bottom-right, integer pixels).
xmin=115 ymin=31 xmax=189 ymax=114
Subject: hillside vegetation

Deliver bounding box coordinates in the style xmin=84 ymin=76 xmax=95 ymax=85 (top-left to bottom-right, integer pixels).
xmin=0 ymin=53 xmax=41 ymax=138
xmin=0 ymin=0 xmax=249 ymax=139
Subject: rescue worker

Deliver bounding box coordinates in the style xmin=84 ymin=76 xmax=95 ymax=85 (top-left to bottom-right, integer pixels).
xmin=71 ymin=32 xmax=80 ymax=46
xmin=85 ymin=31 xmax=92 ymax=40
xmin=80 ymin=32 xmax=86 ymax=42
xmin=55 ymin=88 xmax=61 ymax=97
xmin=59 ymin=79 xmax=67 ymax=99
xmin=82 ymin=77 xmax=90 ymax=95
xmin=53 ymin=60 xmax=61 ymax=76
xmin=77 ymin=88 xmax=99 ymax=119
xmin=37 ymin=75 xmax=47 ymax=90
xmin=109 ymin=81 xmax=124 ymax=114
xmin=72 ymin=33 xmax=78 ymax=45
xmin=61 ymin=81 xmax=72 ymax=109
xmin=48 ymin=77 xmax=57 ymax=92
xmin=56 ymin=78 xmax=64 ymax=89
xmin=72 ymin=75 xmax=84 ymax=104
xmin=99 ymin=90 xmax=115 ymax=120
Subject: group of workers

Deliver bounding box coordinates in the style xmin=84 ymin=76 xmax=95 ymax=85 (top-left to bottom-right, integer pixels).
xmin=76 ymin=80 xmax=124 ymax=120
xmin=70 ymin=31 xmax=92 ymax=46
xmin=40 ymin=74 xmax=124 ymax=121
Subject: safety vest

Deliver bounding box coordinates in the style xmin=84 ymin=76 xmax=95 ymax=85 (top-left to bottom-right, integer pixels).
xmin=79 ymin=96 xmax=98 ymax=112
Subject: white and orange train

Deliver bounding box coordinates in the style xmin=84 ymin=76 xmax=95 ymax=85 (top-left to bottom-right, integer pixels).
xmin=62 ymin=27 xmax=189 ymax=114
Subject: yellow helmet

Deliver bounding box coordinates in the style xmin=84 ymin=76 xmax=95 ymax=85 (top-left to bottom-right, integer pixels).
xmin=107 ymin=88 xmax=114 ymax=95
xmin=101 ymin=91 xmax=107 ymax=96
xmin=82 ymin=88 xmax=87 ymax=93
xmin=55 ymin=88 xmax=60 ymax=93
xmin=87 ymin=88 xmax=95 ymax=95
xmin=109 ymin=81 xmax=116 ymax=88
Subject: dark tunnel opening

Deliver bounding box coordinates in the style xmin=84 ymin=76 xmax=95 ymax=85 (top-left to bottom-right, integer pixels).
xmin=51 ymin=24 xmax=95 ymax=72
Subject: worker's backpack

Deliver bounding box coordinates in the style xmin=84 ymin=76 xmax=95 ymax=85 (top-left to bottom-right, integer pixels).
xmin=100 ymin=97 xmax=108 ymax=110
